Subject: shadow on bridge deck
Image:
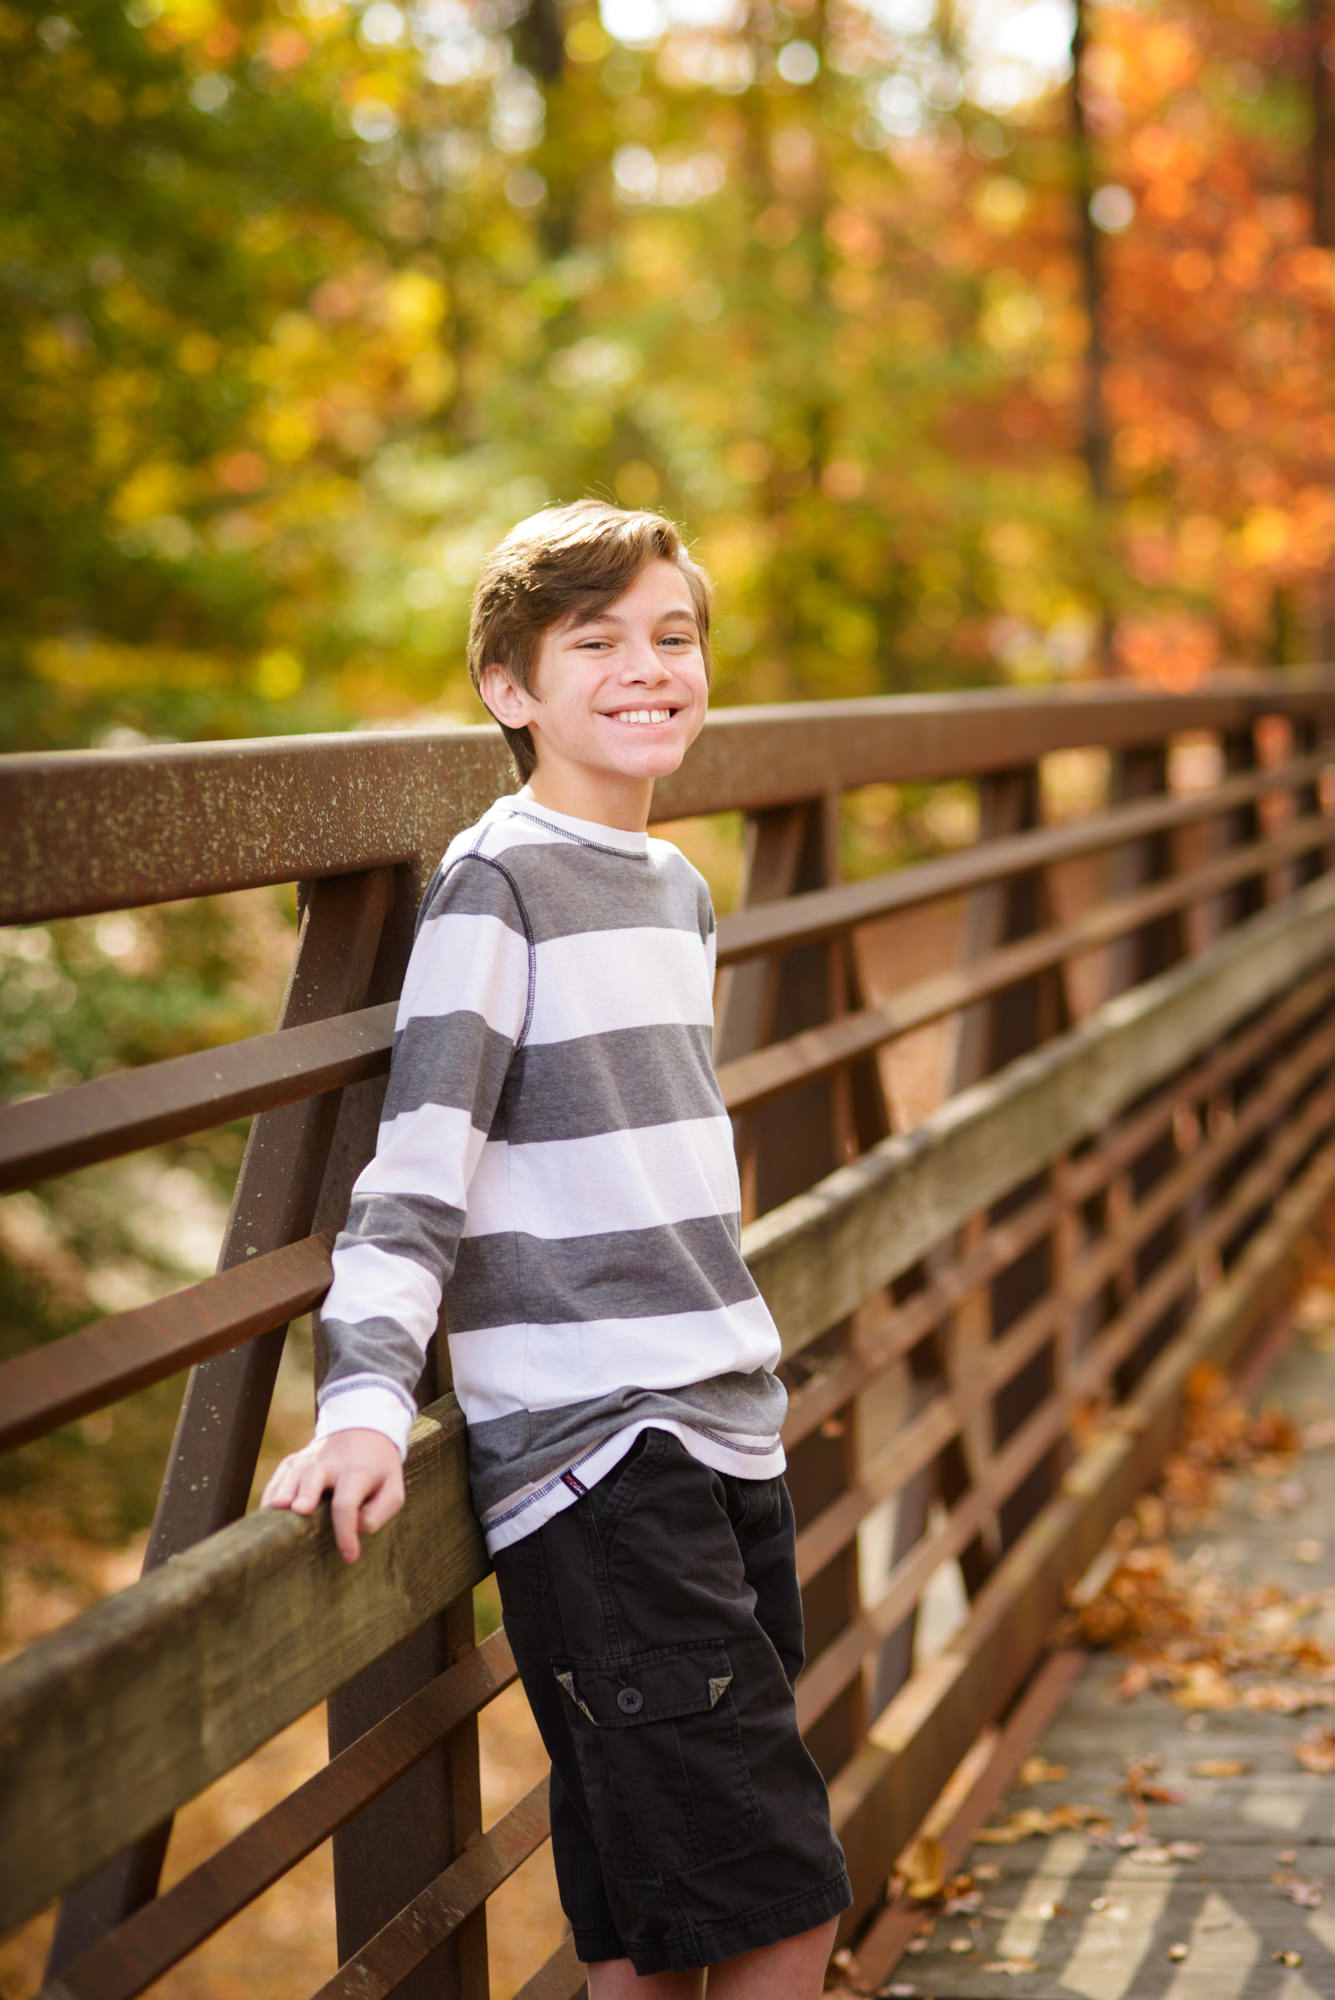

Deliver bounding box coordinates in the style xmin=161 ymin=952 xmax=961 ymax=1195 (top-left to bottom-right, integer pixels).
xmin=850 ymin=1269 xmax=1335 ymax=2000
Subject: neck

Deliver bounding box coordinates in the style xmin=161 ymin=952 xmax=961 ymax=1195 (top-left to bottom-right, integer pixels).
xmin=523 ymin=770 xmax=655 ymax=832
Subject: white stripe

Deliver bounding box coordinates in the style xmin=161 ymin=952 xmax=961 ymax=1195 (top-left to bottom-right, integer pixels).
xmin=315 ymin=1381 xmax=415 ymax=1457
xmin=525 ymin=927 xmax=712 ymax=1045
xmin=400 ymin=909 xmax=530 ymax=1035
xmin=323 ymin=1241 xmax=442 ymax=1350
xmin=448 ymin=1294 xmax=781 ymax=1422
xmin=353 ymin=1101 xmax=487 ymax=1212
xmin=461 ymin=1116 xmax=741 ymax=1240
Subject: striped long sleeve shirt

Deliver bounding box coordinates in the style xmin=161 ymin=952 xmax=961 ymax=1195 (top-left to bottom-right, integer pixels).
xmin=314 ymin=792 xmax=787 ymax=1553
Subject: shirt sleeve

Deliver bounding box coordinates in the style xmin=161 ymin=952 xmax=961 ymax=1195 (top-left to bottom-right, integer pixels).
xmin=314 ymin=851 xmax=532 ymax=1456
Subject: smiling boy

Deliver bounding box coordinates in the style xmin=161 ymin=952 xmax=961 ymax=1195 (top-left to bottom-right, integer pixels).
xmin=264 ymin=501 xmax=852 ymax=1995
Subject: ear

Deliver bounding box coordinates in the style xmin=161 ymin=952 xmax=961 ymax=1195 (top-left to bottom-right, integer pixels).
xmin=479 ymin=663 xmax=536 ymax=728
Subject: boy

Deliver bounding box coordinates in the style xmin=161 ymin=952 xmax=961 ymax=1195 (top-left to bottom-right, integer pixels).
xmin=263 ymin=500 xmax=852 ymax=1996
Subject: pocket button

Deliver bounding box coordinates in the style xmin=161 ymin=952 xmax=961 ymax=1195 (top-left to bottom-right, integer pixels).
xmin=616 ymin=1685 xmax=645 ymax=1715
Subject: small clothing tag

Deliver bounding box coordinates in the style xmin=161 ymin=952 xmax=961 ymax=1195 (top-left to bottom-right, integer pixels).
xmin=561 ymin=1469 xmax=588 ymax=1497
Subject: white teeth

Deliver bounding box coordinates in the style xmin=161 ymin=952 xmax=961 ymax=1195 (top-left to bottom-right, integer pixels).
xmin=614 ymin=708 xmax=672 ymax=724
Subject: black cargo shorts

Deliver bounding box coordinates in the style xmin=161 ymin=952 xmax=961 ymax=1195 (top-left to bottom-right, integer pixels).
xmin=491 ymin=1427 xmax=853 ymax=1975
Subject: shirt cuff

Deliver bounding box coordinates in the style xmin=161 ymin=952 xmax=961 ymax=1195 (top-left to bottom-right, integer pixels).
xmin=315 ymin=1383 xmax=414 ymax=1461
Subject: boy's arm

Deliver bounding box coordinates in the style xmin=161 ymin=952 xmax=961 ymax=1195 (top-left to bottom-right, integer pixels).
xmin=263 ymin=852 xmax=531 ymax=1559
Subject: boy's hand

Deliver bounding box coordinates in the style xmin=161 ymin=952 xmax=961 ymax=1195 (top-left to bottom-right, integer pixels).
xmin=261 ymin=1430 xmax=405 ymax=1565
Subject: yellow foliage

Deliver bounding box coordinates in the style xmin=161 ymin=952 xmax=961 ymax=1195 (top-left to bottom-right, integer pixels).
xmin=239 ymin=212 xmax=289 ymax=255
xmin=160 ymin=0 xmax=221 ymax=37
xmin=1239 ymin=506 xmax=1291 ymax=567
xmin=264 ymin=407 xmax=319 ymax=464
xmin=250 ymin=650 xmax=304 ymax=700
xmin=385 ymin=270 xmax=448 ymax=338
xmin=406 ymin=349 xmax=455 ymax=413
xmin=973 ymin=177 xmax=1029 ymax=234
xmin=29 ymin=638 xmax=227 ymax=694
xmin=109 ymin=459 xmax=192 ymax=526
xmin=271 ymin=311 xmax=320 ymax=356
xmin=178 ymin=332 xmax=221 ymax=374
xmin=565 ymin=17 xmax=608 ymax=62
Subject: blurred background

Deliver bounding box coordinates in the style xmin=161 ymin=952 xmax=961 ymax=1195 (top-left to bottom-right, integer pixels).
xmin=3 ymin=0 xmax=1333 ymax=758
xmin=0 ymin=0 xmax=1332 ymax=1987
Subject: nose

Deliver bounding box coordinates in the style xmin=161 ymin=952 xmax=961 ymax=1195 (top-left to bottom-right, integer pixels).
xmin=621 ymin=633 xmax=670 ymax=684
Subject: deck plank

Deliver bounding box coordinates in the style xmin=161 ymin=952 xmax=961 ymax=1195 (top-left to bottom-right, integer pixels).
xmin=876 ymin=1322 xmax=1335 ymax=2000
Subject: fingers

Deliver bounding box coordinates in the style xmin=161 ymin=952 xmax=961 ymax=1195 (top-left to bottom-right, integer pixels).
xmin=358 ymin=1465 xmax=406 ymax=1537
xmin=261 ymin=1445 xmax=335 ymax=1516
xmin=259 ymin=1435 xmax=405 ymax=1563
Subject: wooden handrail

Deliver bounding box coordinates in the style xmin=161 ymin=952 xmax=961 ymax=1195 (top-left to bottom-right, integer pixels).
xmin=3 ymin=871 xmax=1332 ymax=1936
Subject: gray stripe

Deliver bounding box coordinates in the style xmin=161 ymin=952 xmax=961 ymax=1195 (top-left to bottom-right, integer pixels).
xmin=340 ymin=1189 xmax=467 ymax=1283
xmin=465 ymin=1374 xmax=789 ymax=1516
xmin=478 ymin=836 xmax=708 ymax=945
xmin=387 ymin=1014 xmax=516 ymax=1123
xmin=444 ymin=1213 xmax=752 ymax=1334
xmin=318 ymin=1320 xmax=430 ymax=1407
xmin=385 ymin=1020 xmax=722 ymax=1138
xmin=417 ymin=852 xmax=529 ymax=936
xmin=496 ymin=1024 xmax=721 ymax=1141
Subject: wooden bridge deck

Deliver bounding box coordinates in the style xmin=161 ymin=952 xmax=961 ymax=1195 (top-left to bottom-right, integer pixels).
xmin=862 ymin=1301 xmax=1335 ymax=2000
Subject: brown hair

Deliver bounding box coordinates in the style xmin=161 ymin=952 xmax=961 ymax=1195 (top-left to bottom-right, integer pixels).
xmin=467 ymin=498 xmax=712 ymax=782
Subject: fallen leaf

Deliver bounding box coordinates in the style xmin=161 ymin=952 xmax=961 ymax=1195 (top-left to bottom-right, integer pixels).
xmin=1274 ymin=1871 xmax=1324 ymax=1908
xmin=1173 ymin=1665 xmax=1237 ymax=1711
xmin=1275 ymin=1950 xmax=1303 ymax=1967
xmin=1019 ymin=1754 xmax=1069 ymax=1785
xmin=1294 ymin=1724 xmax=1335 ymax=1774
xmin=981 ymin=1961 xmax=1037 ymax=1976
xmin=949 ymin=1937 xmax=974 ymax=1953
xmin=896 ymin=1834 xmax=946 ymax=1901
xmin=1291 ymin=1539 xmax=1323 ymax=1563
xmin=1191 ymin=1757 xmax=1251 ymax=1777
xmin=1168 ymin=1840 xmax=1203 ymax=1861
xmin=1243 ymin=1682 xmax=1310 ymax=1715
xmin=976 ymin=1803 xmax=1110 ymax=1843
xmin=941 ymin=1887 xmax=982 ymax=1917
xmin=973 ymin=1862 xmax=1002 ymax=1881
xmin=1168 ymin=1942 xmax=1189 ymax=1961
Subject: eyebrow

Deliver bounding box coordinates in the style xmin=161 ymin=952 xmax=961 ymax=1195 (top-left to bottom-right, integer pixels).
xmin=568 ymin=603 xmax=698 ymax=630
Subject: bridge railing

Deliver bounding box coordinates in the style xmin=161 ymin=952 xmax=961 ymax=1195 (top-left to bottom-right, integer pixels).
xmin=1 ymin=675 xmax=1333 ymax=1998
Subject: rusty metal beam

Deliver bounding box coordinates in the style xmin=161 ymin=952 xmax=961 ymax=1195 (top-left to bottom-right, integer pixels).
xmin=714 ymin=747 xmax=1329 ymax=970
xmin=796 ymin=1067 xmax=1335 ymax=1737
xmin=39 ymin=1631 xmax=516 ymax=2000
xmin=511 ymin=1939 xmax=588 ymax=2000
xmin=0 ymin=733 xmax=512 ymax=923
xmin=45 ymin=866 xmax=397 ymax=1976
xmin=828 ymin=1130 xmax=1335 ymax=1942
xmin=0 ymin=1231 xmax=336 ymax=1453
xmin=4 ymin=680 xmax=1333 ymax=925
xmin=311 ymin=1781 xmax=551 ymax=2000
xmin=0 ymin=1006 xmax=394 ymax=1194
xmin=717 ymin=810 xmax=1334 ymax=1117
xmin=657 ymin=674 xmax=1335 ymax=820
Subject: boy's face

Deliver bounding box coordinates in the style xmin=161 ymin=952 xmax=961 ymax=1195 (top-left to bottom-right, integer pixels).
xmin=482 ymin=558 xmax=709 ymax=829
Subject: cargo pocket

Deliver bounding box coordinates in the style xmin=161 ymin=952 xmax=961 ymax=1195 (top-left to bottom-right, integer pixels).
xmin=552 ymin=1641 xmax=760 ymax=1882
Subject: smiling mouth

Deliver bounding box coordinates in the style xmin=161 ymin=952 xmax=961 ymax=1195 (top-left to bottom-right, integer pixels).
xmin=605 ymin=707 xmax=678 ymax=725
